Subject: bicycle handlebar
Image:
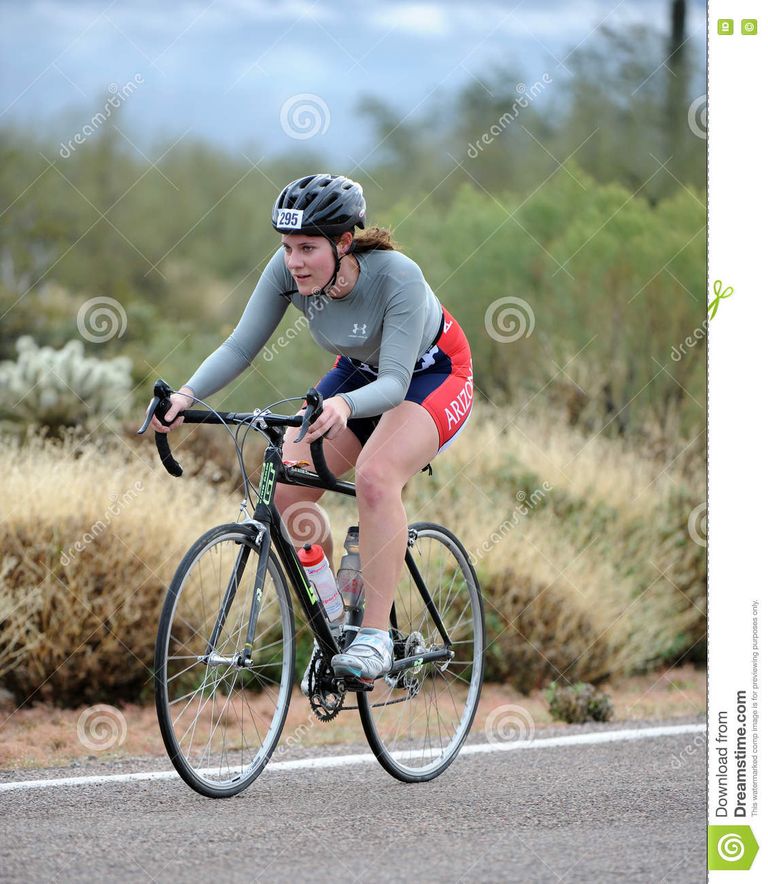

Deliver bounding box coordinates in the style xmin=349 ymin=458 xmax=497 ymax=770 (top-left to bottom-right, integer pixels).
xmin=137 ymin=379 xmax=338 ymax=487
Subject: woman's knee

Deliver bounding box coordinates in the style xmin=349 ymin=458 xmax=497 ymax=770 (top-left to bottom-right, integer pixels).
xmin=355 ymin=459 xmax=403 ymax=509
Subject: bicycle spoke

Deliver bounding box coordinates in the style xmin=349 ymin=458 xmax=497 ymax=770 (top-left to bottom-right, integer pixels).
xmin=359 ymin=525 xmax=483 ymax=781
xmin=157 ymin=527 xmax=293 ymax=796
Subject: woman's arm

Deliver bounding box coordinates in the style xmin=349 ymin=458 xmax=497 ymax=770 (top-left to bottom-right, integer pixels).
xmin=184 ymin=249 xmax=292 ymax=400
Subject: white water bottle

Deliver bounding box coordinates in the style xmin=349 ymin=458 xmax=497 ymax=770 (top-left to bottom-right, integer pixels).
xmin=298 ymin=544 xmax=345 ymax=625
xmin=337 ymin=526 xmax=364 ymax=628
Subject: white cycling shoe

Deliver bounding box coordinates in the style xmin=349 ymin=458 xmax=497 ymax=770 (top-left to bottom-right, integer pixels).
xmin=331 ymin=628 xmax=393 ymax=682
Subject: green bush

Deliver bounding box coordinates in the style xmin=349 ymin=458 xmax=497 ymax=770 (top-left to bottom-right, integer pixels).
xmin=545 ymin=681 xmax=614 ymax=724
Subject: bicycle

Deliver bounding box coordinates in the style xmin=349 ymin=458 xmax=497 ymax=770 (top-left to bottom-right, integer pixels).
xmin=139 ymin=379 xmax=485 ymax=798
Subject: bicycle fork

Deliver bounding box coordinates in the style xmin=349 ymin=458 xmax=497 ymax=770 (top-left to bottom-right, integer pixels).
xmin=203 ymin=521 xmax=269 ymax=668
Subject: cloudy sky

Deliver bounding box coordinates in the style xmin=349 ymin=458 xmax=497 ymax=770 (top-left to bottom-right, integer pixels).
xmin=0 ymin=0 xmax=706 ymax=163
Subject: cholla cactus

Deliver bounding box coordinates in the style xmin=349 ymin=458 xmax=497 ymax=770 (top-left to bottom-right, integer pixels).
xmin=0 ymin=336 xmax=133 ymax=429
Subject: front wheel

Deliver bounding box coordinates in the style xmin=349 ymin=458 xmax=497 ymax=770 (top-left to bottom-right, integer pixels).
xmin=155 ymin=523 xmax=295 ymax=797
xmin=358 ymin=522 xmax=485 ymax=782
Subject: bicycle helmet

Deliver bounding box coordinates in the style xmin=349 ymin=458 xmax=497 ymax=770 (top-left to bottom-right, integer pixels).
xmin=272 ymin=173 xmax=366 ymax=236
xmin=272 ymin=174 xmax=366 ymax=296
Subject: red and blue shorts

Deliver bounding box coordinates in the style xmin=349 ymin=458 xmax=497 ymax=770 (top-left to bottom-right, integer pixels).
xmin=315 ymin=306 xmax=474 ymax=453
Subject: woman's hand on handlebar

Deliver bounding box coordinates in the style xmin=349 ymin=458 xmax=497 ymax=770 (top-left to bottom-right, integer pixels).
xmin=303 ymin=395 xmax=352 ymax=443
xmin=150 ymin=386 xmax=195 ymax=433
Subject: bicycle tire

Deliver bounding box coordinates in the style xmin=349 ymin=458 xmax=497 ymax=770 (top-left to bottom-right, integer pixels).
xmin=358 ymin=521 xmax=485 ymax=783
xmin=155 ymin=522 xmax=295 ymax=798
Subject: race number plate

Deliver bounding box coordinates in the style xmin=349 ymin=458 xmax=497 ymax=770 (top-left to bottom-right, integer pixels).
xmin=276 ymin=208 xmax=304 ymax=228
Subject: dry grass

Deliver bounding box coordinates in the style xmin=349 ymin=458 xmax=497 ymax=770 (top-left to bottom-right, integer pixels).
xmin=0 ymin=404 xmax=705 ymax=706
xmin=0 ymin=431 xmax=237 ymax=704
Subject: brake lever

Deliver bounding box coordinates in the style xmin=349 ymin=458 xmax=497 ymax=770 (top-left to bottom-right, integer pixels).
xmin=295 ymin=388 xmax=323 ymax=443
xmin=294 ymin=387 xmax=338 ymax=487
xmin=137 ymin=379 xmax=175 ymax=435
xmin=136 ymin=378 xmax=184 ymax=477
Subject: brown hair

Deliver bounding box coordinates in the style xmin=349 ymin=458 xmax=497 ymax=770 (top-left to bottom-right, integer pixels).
xmin=344 ymin=226 xmax=399 ymax=253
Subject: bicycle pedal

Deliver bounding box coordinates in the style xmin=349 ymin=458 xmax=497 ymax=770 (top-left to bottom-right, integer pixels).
xmin=339 ymin=676 xmax=375 ymax=692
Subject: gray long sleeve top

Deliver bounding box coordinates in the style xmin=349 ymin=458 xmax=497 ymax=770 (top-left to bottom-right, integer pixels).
xmin=184 ymin=247 xmax=443 ymax=419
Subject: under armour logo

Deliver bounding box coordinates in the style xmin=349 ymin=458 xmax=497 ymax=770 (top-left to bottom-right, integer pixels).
xmin=415 ymin=345 xmax=439 ymax=372
xmin=351 ymin=323 xmax=367 ymax=336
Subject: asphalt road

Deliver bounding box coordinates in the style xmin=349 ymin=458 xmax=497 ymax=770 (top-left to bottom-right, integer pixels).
xmin=0 ymin=720 xmax=705 ymax=883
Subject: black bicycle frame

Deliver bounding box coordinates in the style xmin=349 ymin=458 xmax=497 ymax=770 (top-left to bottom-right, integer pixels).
xmin=146 ymin=389 xmax=453 ymax=668
xmin=239 ymin=438 xmax=452 ymax=669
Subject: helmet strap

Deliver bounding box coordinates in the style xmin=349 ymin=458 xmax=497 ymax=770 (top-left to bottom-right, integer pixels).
xmin=317 ymin=234 xmax=344 ymax=298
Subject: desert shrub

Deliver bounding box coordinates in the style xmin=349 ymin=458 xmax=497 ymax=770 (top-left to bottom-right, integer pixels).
xmin=545 ymin=681 xmax=614 ymax=723
xmin=0 ymin=399 xmax=704 ymax=706
xmin=400 ymin=403 xmax=705 ymax=692
xmin=0 ymin=336 xmax=132 ymax=432
xmin=0 ymin=432 xmax=235 ymax=705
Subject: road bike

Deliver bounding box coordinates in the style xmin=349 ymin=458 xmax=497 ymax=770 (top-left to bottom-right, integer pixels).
xmin=139 ymin=379 xmax=485 ymax=798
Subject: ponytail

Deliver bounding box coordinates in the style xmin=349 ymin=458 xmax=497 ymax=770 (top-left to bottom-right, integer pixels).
xmin=346 ymin=226 xmax=399 ymax=253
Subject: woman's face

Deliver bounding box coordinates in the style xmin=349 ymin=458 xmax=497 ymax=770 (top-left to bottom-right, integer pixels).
xmin=281 ymin=234 xmax=336 ymax=295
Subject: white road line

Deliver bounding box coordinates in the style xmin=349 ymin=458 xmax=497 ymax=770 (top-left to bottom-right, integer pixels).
xmin=0 ymin=723 xmax=704 ymax=793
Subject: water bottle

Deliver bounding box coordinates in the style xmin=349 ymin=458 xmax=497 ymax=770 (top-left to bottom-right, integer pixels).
xmin=298 ymin=544 xmax=345 ymax=626
xmin=337 ymin=526 xmax=365 ymax=628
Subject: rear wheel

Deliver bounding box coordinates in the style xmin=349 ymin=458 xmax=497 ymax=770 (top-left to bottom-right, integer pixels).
xmin=155 ymin=523 xmax=294 ymax=797
xmin=358 ymin=522 xmax=484 ymax=782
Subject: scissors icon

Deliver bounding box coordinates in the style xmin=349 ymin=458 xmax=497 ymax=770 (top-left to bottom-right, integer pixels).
xmin=707 ymin=279 xmax=734 ymax=320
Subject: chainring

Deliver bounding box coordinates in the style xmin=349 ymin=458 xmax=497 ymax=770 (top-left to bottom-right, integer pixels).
xmin=307 ymin=649 xmax=345 ymax=722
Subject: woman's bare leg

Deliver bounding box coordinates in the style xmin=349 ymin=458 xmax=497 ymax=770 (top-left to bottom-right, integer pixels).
xmin=353 ymin=401 xmax=440 ymax=630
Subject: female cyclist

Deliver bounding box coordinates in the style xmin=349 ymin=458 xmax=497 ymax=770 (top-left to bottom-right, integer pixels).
xmin=151 ymin=173 xmax=474 ymax=685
